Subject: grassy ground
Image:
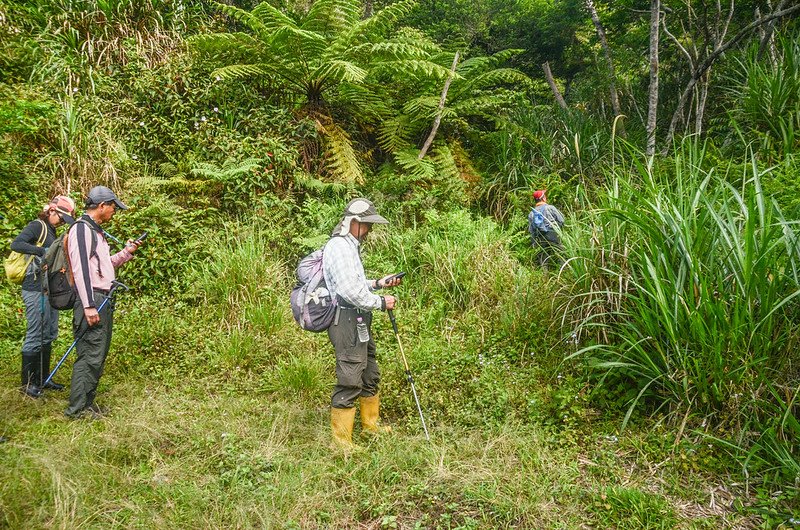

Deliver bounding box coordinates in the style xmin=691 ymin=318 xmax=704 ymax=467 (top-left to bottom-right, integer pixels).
xmin=0 ymin=320 xmax=753 ymax=529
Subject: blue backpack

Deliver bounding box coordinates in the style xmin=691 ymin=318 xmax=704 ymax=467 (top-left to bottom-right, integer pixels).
xmin=528 ymin=206 xmax=549 ymax=235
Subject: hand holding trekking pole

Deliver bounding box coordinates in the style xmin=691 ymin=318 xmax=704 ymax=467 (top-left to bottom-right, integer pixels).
xmin=387 ymin=309 xmax=431 ymax=441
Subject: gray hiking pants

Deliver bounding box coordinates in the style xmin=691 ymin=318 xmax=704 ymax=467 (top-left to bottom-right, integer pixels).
xmin=21 ymin=289 xmax=59 ymax=354
xmin=328 ymin=307 xmax=380 ymax=409
xmin=65 ymin=291 xmax=114 ymax=417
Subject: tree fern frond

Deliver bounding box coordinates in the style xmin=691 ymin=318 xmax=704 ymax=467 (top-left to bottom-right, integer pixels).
xmin=394 ymin=148 xmax=436 ymax=180
xmin=458 ymin=49 xmax=523 ymax=76
xmin=378 ymin=115 xmax=415 ymax=152
xmin=270 ymin=26 xmax=329 ymax=58
xmin=313 ymin=60 xmax=367 ymax=84
xmin=191 ymin=158 xmax=262 ymax=181
xmin=350 ymin=40 xmax=432 ymax=61
xmin=457 ymin=69 xmax=531 ymax=93
xmin=372 ymin=59 xmax=454 ymax=81
xmin=211 ymin=1 xmax=269 ymax=34
xmin=338 ymin=83 xmax=394 ymax=120
xmin=392 ymin=27 xmax=441 ymax=54
xmin=295 ymin=172 xmax=348 ymax=193
xmin=431 ymin=144 xmax=459 ymax=181
xmin=402 ymin=95 xmax=439 ymax=119
xmin=350 ymin=0 xmax=417 ymax=42
xmin=210 ymin=63 xmax=270 ymax=82
xmin=303 ymin=0 xmax=361 ymax=36
xmin=317 ymin=120 xmax=363 ymax=184
xmin=251 ymin=2 xmax=300 ymax=32
xmin=189 ymin=33 xmax=261 ymax=57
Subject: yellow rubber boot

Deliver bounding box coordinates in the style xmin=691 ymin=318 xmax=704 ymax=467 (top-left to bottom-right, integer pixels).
xmin=360 ymin=394 xmax=392 ymax=434
xmin=331 ymin=407 xmax=357 ymax=450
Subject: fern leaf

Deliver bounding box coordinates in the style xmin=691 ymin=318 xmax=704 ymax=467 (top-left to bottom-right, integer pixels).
xmin=317 ymin=120 xmax=363 ymax=185
xmin=394 ymin=148 xmax=436 ymax=180
xmin=313 ymin=60 xmax=368 ymax=84
xmin=251 ymin=2 xmax=301 ymax=32
xmin=303 ymin=0 xmax=361 ymax=36
xmin=211 ymin=1 xmax=269 ymax=35
xmin=211 ymin=64 xmax=270 ymax=82
xmin=377 ymin=115 xmax=415 ymax=152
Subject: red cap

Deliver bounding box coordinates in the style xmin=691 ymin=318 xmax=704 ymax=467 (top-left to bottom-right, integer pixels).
xmin=533 ymin=190 xmax=546 ymax=201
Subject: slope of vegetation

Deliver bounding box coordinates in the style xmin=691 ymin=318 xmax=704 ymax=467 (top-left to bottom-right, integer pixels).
xmin=1 ymin=0 xmax=799 ymax=526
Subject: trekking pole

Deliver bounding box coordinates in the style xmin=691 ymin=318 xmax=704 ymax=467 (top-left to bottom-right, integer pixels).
xmin=43 ymin=280 xmax=129 ymax=387
xmin=387 ymin=309 xmax=430 ymax=441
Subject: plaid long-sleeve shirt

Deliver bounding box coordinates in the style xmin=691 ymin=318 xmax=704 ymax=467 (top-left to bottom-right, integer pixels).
xmin=322 ymin=234 xmax=382 ymax=311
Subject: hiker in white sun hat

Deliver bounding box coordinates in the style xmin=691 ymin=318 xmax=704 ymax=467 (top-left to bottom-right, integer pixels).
xmin=322 ymin=198 xmax=401 ymax=450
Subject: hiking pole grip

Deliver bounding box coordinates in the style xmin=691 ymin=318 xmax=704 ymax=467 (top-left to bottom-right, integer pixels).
xmin=387 ymin=309 xmax=399 ymax=335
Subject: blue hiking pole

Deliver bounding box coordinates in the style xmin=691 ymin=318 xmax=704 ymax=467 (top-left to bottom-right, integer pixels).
xmin=43 ymin=280 xmax=129 ymax=387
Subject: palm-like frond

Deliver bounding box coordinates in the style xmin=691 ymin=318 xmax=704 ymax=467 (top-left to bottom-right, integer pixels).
xmin=378 ymin=115 xmax=416 ymax=152
xmin=312 ymin=60 xmax=367 ymax=84
xmin=211 ymin=2 xmax=270 ymax=35
xmin=394 ymin=147 xmax=436 ymax=180
xmin=210 ymin=63 xmax=270 ymax=82
xmin=303 ymin=0 xmax=361 ymax=36
xmin=317 ymin=120 xmax=363 ymax=184
xmin=348 ymin=0 xmax=417 ymax=43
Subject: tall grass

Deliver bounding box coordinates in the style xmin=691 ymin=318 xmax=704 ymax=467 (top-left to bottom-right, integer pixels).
xmin=725 ymin=33 xmax=800 ymax=160
xmin=565 ymin=140 xmax=800 ymax=434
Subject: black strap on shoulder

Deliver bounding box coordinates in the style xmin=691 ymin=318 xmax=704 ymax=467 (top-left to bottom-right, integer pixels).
xmin=73 ymin=219 xmax=101 ymax=277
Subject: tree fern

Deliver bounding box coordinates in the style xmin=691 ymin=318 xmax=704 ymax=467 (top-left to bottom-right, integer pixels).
xmin=317 ymin=121 xmax=363 ymax=185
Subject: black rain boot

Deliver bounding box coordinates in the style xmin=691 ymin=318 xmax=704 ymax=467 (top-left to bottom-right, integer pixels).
xmin=40 ymin=343 xmax=64 ymax=390
xmin=21 ymin=352 xmax=42 ymax=398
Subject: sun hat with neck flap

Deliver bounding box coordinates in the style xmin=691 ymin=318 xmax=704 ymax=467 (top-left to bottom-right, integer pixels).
xmin=332 ymin=198 xmax=389 ymax=236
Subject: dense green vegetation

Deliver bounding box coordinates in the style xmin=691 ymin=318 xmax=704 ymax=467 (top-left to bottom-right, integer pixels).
xmin=1 ymin=0 xmax=799 ymax=526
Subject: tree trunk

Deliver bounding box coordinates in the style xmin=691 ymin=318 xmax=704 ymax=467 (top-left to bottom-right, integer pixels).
xmin=664 ymin=2 xmax=800 ymax=149
xmin=542 ymin=61 xmax=568 ymax=110
xmin=646 ymin=0 xmax=660 ymax=158
xmin=363 ymin=0 xmax=373 ymax=19
xmin=757 ymin=0 xmax=786 ymax=62
xmin=418 ymin=51 xmax=459 ymax=160
xmin=694 ymin=69 xmax=710 ymax=136
xmin=585 ymin=0 xmax=625 ymax=136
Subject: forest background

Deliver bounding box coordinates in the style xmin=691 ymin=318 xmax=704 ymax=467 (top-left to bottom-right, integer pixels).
xmin=1 ymin=0 xmax=799 ymax=527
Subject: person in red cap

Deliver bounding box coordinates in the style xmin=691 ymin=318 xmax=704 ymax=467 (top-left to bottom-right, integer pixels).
xmin=10 ymin=195 xmax=76 ymax=398
xmin=528 ymin=189 xmax=565 ymax=269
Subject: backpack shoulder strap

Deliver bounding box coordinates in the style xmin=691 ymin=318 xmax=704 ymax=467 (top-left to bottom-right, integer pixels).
xmin=72 ymin=219 xmax=99 ymax=258
xmin=36 ymin=219 xmax=47 ymax=246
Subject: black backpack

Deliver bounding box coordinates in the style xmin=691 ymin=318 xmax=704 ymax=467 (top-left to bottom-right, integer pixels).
xmin=43 ymin=219 xmax=97 ymax=310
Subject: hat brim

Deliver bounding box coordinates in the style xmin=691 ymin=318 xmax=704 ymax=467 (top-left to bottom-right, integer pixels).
xmin=359 ymin=214 xmax=388 ymax=224
xmin=113 ymin=199 xmax=128 ymax=210
xmin=58 ymin=212 xmax=75 ymax=224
